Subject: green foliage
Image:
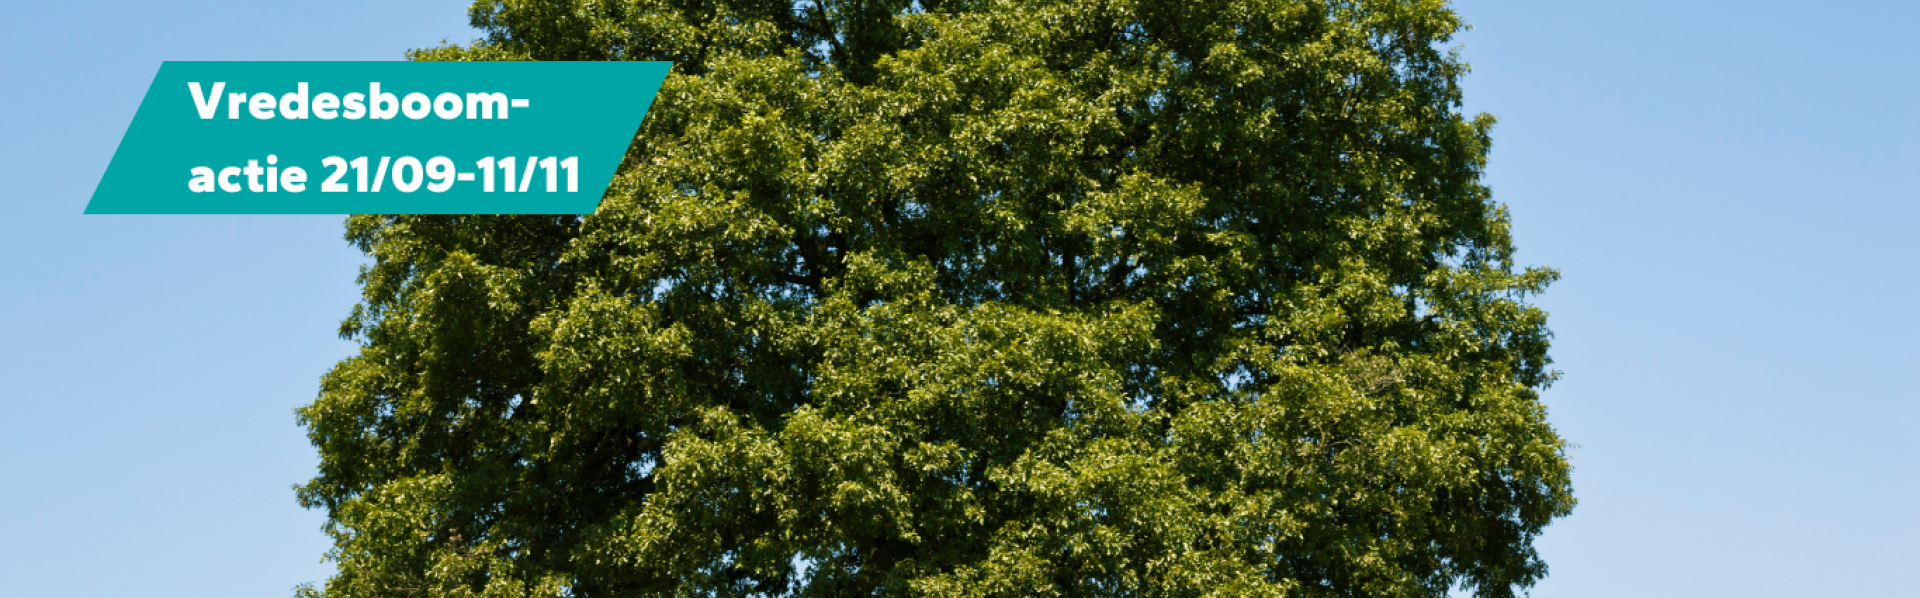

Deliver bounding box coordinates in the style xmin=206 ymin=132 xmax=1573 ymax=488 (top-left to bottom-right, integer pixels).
xmin=297 ymin=1 xmax=1573 ymax=596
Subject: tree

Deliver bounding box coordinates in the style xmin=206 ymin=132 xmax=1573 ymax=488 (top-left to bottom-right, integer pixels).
xmin=295 ymin=1 xmax=1573 ymax=596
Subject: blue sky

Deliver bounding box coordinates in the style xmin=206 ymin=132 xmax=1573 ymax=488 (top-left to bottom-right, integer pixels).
xmin=1 ymin=1 xmax=1915 ymax=597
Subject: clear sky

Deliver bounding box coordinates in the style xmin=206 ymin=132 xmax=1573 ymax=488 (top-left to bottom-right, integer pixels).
xmin=1 ymin=1 xmax=1914 ymax=597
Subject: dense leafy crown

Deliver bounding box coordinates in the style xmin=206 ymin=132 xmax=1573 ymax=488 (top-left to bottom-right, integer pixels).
xmin=297 ymin=1 xmax=1573 ymax=596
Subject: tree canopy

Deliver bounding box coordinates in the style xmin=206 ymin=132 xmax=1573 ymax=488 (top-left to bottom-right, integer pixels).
xmin=296 ymin=0 xmax=1573 ymax=596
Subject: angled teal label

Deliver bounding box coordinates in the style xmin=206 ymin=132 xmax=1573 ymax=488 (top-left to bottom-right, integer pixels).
xmin=87 ymin=61 xmax=669 ymax=214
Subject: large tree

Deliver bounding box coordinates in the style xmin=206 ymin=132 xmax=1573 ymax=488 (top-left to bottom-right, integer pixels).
xmin=296 ymin=1 xmax=1573 ymax=596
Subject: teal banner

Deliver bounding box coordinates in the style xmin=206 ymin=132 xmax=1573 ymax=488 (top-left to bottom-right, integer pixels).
xmin=87 ymin=61 xmax=669 ymax=214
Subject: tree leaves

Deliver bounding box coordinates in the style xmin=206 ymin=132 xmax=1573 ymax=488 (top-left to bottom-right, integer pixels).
xmin=300 ymin=1 xmax=1573 ymax=596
